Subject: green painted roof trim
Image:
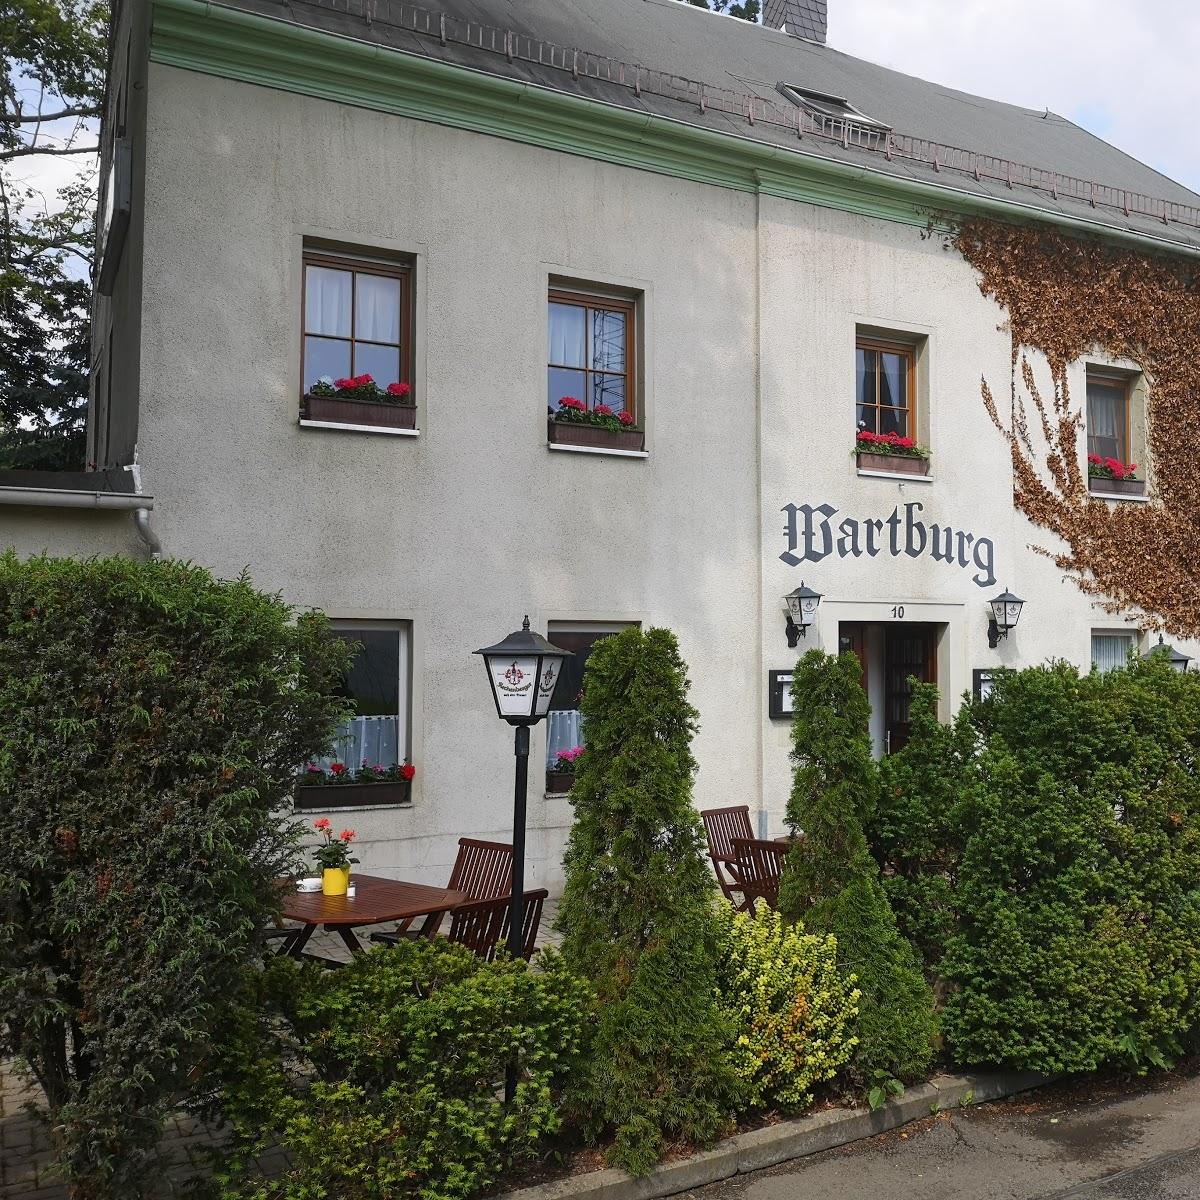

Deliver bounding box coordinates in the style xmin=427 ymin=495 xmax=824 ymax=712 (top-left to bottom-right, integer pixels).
xmin=150 ymin=0 xmax=1200 ymax=258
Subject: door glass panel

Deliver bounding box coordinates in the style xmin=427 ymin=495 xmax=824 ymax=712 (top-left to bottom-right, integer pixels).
xmin=549 ymin=367 xmax=587 ymax=411
xmin=305 ymin=266 xmax=352 ymax=337
xmin=354 ymin=342 xmax=401 ymax=387
xmin=549 ymin=303 xmax=586 ymax=367
xmin=304 ymin=336 xmax=351 ymax=388
xmin=355 ymin=273 xmax=401 ymax=343
xmin=590 ymin=309 xmax=626 ymax=373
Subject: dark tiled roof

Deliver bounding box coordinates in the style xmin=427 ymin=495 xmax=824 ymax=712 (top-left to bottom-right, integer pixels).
xmin=222 ymin=0 xmax=1200 ymax=249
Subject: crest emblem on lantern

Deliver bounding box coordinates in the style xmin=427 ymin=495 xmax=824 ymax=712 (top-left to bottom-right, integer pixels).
xmin=538 ymin=662 xmax=558 ymax=695
xmin=498 ymin=660 xmax=532 ymax=695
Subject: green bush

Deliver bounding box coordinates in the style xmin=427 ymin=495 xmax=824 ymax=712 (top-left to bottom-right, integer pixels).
xmin=556 ymin=627 xmax=739 ymax=1175
xmin=871 ymin=683 xmax=975 ymax=979
xmin=942 ymin=658 xmax=1200 ymax=1073
xmin=0 ymin=553 xmax=349 ymax=1198
xmin=195 ymin=940 xmax=592 ymax=1200
xmin=713 ymin=904 xmax=859 ymax=1112
xmin=777 ymin=649 xmax=937 ymax=1086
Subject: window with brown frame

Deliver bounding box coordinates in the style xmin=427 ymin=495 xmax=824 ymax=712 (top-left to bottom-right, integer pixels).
xmin=856 ymin=338 xmax=915 ymax=438
xmin=1086 ymin=371 xmax=1130 ymax=465
xmin=547 ymin=289 xmax=636 ymax=419
xmin=301 ymin=249 xmax=412 ymax=395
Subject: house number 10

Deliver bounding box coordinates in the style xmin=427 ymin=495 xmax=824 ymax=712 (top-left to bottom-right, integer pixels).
xmin=891 ymin=605 xmax=905 ymax=619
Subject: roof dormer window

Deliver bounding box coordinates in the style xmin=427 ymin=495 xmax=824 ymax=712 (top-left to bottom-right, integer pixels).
xmin=777 ymin=84 xmax=891 ymax=132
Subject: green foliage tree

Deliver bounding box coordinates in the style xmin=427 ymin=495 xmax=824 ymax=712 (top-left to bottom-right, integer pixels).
xmin=871 ymin=682 xmax=975 ymax=979
xmin=942 ymin=658 xmax=1200 ymax=1073
xmin=0 ymin=553 xmax=351 ymax=1198
xmin=683 ymin=0 xmax=761 ymax=19
xmin=1 ymin=0 xmax=107 ymax=469
xmin=556 ymin=627 xmax=738 ymax=1174
xmin=194 ymin=941 xmax=592 ymax=1200
xmin=778 ymin=649 xmax=937 ymax=1085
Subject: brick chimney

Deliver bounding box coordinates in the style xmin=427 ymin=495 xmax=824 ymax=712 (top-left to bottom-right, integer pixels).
xmin=763 ymin=0 xmax=828 ymax=43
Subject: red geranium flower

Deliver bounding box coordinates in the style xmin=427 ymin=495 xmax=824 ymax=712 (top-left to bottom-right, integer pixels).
xmin=400 ymin=763 xmax=416 ymax=782
xmin=618 ymin=410 xmax=635 ymax=426
xmin=313 ymin=817 xmax=332 ymax=831
xmin=334 ymin=377 xmax=354 ymax=390
xmin=353 ymin=374 xmax=373 ymax=386
xmin=1087 ymin=453 xmax=1102 ymax=464
xmin=594 ymin=403 xmax=613 ymax=417
xmin=339 ymin=829 xmax=356 ymax=843
xmin=558 ymin=396 xmax=585 ymax=411
xmin=330 ymin=762 xmax=346 ymax=776
xmin=386 ymin=382 xmax=411 ymax=397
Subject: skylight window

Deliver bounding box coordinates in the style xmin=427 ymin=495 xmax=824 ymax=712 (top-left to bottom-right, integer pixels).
xmin=777 ymin=84 xmax=891 ymax=132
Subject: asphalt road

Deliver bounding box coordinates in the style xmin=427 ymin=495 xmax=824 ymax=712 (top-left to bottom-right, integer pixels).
xmin=688 ymin=1074 xmax=1200 ymax=1200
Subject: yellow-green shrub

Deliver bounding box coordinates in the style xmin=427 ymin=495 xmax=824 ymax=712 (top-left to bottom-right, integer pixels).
xmin=714 ymin=905 xmax=859 ymax=1112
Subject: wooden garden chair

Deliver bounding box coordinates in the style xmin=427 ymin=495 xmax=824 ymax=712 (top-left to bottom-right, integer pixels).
xmin=447 ymin=889 xmax=549 ymax=962
xmin=730 ymin=836 xmax=789 ymax=915
xmin=700 ymin=805 xmax=754 ymax=903
xmin=370 ymin=837 xmax=513 ymax=946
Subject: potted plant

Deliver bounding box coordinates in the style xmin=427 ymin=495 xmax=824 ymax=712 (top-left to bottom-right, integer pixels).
xmin=546 ymin=745 xmax=583 ymax=793
xmin=853 ymin=429 xmax=930 ymax=476
xmin=301 ymin=374 xmax=416 ymax=430
xmin=548 ymin=397 xmax=644 ymax=452
xmin=1088 ymin=454 xmax=1144 ymax=496
xmin=311 ymin=818 xmax=359 ymax=896
xmin=294 ymin=759 xmax=416 ymax=810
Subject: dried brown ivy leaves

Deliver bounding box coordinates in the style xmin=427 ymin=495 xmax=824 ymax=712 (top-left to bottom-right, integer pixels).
xmin=953 ymin=218 xmax=1200 ymax=637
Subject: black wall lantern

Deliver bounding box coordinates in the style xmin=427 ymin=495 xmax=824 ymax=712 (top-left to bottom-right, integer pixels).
xmin=1143 ymin=634 xmax=1191 ymax=673
xmin=987 ymin=588 xmax=1025 ymax=649
xmin=474 ymin=617 xmax=572 ymax=1099
xmin=784 ymin=583 xmax=822 ymax=647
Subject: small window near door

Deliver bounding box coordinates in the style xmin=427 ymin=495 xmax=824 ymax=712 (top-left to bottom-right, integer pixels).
xmin=544 ymin=622 xmax=637 ymax=771
xmin=1092 ymin=631 xmax=1136 ymax=674
xmin=325 ymin=620 xmax=411 ymax=778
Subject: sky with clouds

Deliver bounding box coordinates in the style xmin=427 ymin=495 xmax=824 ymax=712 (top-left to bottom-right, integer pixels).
xmin=826 ymin=0 xmax=1200 ymax=195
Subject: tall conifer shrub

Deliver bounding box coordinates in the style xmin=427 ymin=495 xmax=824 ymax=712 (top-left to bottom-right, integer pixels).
xmin=556 ymin=627 xmax=737 ymax=1174
xmin=777 ymin=649 xmax=936 ymax=1085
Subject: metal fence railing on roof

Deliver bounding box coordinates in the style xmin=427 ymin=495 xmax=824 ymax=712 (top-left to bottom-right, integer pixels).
xmin=289 ymin=0 xmax=1200 ymax=235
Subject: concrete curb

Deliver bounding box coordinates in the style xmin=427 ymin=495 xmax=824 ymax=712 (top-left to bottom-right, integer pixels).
xmin=498 ymin=1071 xmax=1047 ymax=1200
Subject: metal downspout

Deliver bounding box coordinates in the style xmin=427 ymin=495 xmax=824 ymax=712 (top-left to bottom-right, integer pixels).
xmin=126 ymin=458 xmax=162 ymax=558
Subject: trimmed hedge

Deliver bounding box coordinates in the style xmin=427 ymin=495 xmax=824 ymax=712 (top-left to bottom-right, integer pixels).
xmin=0 ymin=553 xmax=349 ymax=1197
xmin=193 ymin=942 xmax=592 ymax=1200
xmin=556 ymin=627 xmax=739 ymax=1175
xmin=941 ymin=658 xmax=1200 ymax=1073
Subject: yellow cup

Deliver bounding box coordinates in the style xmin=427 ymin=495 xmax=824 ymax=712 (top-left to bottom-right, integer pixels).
xmin=322 ymin=867 xmax=350 ymax=896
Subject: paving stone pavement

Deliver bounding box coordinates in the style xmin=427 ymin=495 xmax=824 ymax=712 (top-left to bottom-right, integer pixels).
xmin=1 ymin=903 xmax=564 ymax=1197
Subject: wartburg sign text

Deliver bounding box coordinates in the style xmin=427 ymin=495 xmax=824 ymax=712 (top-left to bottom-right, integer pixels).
xmin=781 ymin=501 xmax=996 ymax=588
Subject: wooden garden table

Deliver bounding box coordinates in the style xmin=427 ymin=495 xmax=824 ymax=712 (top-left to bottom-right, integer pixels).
xmin=277 ymin=873 xmax=469 ymax=961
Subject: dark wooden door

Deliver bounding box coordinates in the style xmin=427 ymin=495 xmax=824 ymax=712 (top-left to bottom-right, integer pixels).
xmin=884 ymin=624 xmax=937 ymax=753
xmin=838 ymin=622 xmax=868 ymax=695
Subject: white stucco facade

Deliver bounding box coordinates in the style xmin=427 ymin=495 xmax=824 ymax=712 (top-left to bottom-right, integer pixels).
xmin=5 ymin=49 xmax=1188 ymax=892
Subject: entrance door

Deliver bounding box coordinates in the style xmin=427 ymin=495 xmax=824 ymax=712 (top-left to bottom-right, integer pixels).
xmin=883 ymin=624 xmax=937 ymax=753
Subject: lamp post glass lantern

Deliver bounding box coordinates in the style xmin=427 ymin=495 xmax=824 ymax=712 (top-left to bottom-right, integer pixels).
xmin=1143 ymin=634 xmax=1191 ymax=673
xmin=987 ymin=588 xmax=1024 ymax=649
xmin=784 ymin=582 xmax=822 ymax=648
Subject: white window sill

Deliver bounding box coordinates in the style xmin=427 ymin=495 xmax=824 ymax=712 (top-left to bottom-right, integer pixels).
xmin=1089 ymin=489 xmax=1149 ymax=503
xmin=548 ymin=442 xmax=649 ymax=459
xmin=856 ymin=468 xmax=935 ymax=483
xmin=299 ymin=419 xmax=420 ymax=436
xmin=544 ymin=789 xmax=572 ymax=798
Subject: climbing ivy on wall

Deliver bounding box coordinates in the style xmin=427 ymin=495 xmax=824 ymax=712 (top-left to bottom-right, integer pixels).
xmin=951 ymin=217 xmax=1200 ymax=637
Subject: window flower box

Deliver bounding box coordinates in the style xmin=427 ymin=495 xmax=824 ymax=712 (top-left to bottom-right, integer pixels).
xmin=548 ymin=398 xmax=644 ymax=452
xmin=1088 ymin=456 xmax=1143 ymax=496
xmin=853 ymin=431 xmax=930 ymax=476
xmin=294 ymin=761 xmax=415 ymax=809
xmin=302 ymin=375 xmax=415 ymax=430
xmin=546 ymin=745 xmax=583 ymax=794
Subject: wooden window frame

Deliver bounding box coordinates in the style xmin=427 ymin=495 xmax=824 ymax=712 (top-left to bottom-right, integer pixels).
xmin=856 ymin=337 xmax=916 ymax=439
xmin=301 ymin=248 xmax=413 ymax=398
xmin=1085 ymin=369 xmax=1132 ymax=467
xmin=548 ymin=289 xmax=637 ymax=421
